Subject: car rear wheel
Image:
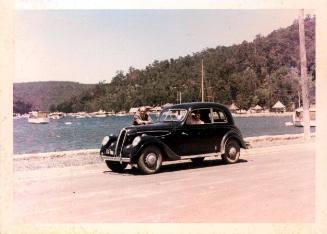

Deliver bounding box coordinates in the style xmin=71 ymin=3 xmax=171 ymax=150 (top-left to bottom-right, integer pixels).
xmin=222 ymin=139 xmax=240 ymax=164
xmin=137 ymin=145 xmax=162 ymax=174
xmin=105 ymin=161 xmax=128 ymax=172
xmin=191 ymin=157 xmax=205 ymax=164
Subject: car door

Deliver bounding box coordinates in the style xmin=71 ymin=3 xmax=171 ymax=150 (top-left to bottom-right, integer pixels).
xmin=210 ymin=108 xmax=231 ymax=152
xmin=173 ymin=108 xmax=212 ymax=156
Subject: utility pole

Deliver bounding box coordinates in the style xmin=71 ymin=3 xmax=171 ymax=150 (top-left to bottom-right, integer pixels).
xmin=298 ymin=9 xmax=311 ymax=140
xmin=176 ymin=91 xmax=182 ymax=104
xmin=201 ymin=59 xmax=204 ymax=102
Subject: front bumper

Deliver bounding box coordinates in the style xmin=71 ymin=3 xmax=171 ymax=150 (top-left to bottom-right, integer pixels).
xmin=101 ymin=155 xmax=131 ymax=163
xmin=100 ymin=144 xmax=135 ymax=163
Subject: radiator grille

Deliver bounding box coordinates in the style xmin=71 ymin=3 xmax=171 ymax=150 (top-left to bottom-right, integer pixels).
xmin=115 ymin=129 xmax=126 ymax=157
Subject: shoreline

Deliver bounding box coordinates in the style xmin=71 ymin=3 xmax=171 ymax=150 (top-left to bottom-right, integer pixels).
xmin=14 ymin=132 xmax=315 ymax=161
xmin=13 ymin=133 xmax=315 ymax=173
xmin=14 ymin=111 xmax=293 ymax=120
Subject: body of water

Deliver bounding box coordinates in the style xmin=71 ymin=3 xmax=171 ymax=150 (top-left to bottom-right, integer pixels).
xmin=14 ymin=115 xmax=314 ymax=154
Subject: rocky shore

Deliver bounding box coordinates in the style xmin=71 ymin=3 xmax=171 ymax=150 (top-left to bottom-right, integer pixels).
xmin=14 ymin=133 xmax=315 ymax=171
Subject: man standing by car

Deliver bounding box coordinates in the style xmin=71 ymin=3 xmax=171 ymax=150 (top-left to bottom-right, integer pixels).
xmin=133 ymin=106 xmax=153 ymax=125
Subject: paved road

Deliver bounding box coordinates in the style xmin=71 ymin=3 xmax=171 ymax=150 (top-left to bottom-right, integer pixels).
xmin=14 ymin=140 xmax=315 ymax=223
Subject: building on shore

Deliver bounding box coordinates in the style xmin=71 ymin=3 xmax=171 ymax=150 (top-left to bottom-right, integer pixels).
xmin=271 ymin=101 xmax=286 ymax=113
xmin=250 ymin=105 xmax=263 ymax=113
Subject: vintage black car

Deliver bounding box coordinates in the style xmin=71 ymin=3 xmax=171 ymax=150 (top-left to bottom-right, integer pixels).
xmin=100 ymin=102 xmax=248 ymax=174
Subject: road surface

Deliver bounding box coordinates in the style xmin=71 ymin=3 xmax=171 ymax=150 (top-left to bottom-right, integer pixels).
xmin=14 ymin=140 xmax=315 ymax=223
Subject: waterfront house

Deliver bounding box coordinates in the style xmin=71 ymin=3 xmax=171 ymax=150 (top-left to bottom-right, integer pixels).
xmin=272 ymin=101 xmax=286 ymax=113
xmin=250 ymin=105 xmax=263 ymax=113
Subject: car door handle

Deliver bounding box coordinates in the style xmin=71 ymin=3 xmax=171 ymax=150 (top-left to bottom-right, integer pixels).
xmin=181 ymin=132 xmax=188 ymax=136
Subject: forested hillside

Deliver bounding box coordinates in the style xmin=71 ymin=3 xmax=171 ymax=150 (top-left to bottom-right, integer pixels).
xmin=13 ymin=81 xmax=94 ymax=113
xmin=18 ymin=16 xmax=315 ymax=113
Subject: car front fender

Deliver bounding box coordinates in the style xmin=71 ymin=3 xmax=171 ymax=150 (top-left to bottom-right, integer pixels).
xmin=130 ymin=134 xmax=180 ymax=163
xmin=100 ymin=134 xmax=118 ymax=154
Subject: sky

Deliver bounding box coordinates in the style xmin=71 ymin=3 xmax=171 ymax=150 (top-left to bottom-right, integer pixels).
xmin=14 ymin=9 xmax=314 ymax=84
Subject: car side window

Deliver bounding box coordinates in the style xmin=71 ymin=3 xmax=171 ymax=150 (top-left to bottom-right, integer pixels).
xmin=186 ymin=108 xmax=211 ymax=125
xmin=211 ymin=109 xmax=227 ymax=123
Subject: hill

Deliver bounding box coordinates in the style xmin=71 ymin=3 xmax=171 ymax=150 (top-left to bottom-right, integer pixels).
xmin=13 ymin=81 xmax=94 ymax=113
xmin=25 ymin=16 xmax=316 ymax=113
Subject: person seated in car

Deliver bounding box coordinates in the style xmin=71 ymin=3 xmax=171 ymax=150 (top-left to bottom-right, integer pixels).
xmin=186 ymin=110 xmax=204 ymax=125
xmin=133 ymin=106 xmax=153 ymax=125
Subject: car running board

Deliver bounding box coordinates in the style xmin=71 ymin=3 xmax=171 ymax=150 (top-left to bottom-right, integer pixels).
xmin=180 ymin=152 xmax=221 ymax=160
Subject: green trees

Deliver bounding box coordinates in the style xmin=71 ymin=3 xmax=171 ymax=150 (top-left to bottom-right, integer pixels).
xmin=13 ymin=100 xmax=32 ymax=114
xmin=56 ymin=16 xmax=315 ymax=113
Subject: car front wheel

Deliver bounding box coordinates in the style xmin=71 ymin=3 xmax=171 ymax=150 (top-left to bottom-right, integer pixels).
xmin=222 ymin=139 xmax=240 ymax=164
xmin=105 ymin=161 xmax=128 ymax=172
xmin=137 ymin=145 xmax=162 ymax=174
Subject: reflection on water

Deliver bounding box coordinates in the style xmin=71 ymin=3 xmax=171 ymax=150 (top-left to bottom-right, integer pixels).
xmin=14 ymin=115 xmax=315 ymax=154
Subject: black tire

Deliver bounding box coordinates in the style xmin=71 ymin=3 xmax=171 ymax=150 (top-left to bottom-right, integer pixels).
xmin=191 ymin=157 xmax=205 ymax=164
xmin=137 ymin=145 xmax=163 ymax=174
xmin=105 ymin=161 xmax=128 ymax=172
xmin=222 ymin=139 xmax=240 ymax=164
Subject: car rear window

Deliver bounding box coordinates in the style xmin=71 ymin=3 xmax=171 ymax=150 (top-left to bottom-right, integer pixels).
xmin=211 ymin=109 xmax=227 ymax=123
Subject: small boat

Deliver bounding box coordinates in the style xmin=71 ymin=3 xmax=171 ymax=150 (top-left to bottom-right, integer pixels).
xmin=13 ymin=113 xmax=23 ymax=120
xmin=49 ymin=112 xmax=65 ymax=120
xmin=28 ymin=111 xmax=50 ymax=124
xmin=76 ymin=115 xmax=86 ymax=119
xmin=92 ymin=110 xmax=107 ymax=118
xmin=75 ymin=112 xmax=89 ymax=118
xmin=293 ymin=106 xmax=316 ymax=127
xmin=116 ymin=111 xmax=128 ymax=117
xmin=106 ymin=111 xmax=115 ymax=116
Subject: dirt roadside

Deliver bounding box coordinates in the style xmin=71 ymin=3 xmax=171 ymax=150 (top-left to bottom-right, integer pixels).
xmin=13 ymin=133 xmax=315 ymax=171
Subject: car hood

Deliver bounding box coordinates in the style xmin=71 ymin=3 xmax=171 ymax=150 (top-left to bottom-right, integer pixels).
xmin=125 ymin=121 xmax=177 ymax=133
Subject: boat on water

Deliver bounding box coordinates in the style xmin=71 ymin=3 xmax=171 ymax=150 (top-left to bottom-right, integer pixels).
xmin=76 ymin=115 xmax=86 ymax=119
xmin=116 ymin=111 xmax=128 ymax=116
xmin=92 ymin=110 xmax=107 ymax=117
xmin=75 ymin=112 xmax=89 ymax=118
xmin=293 ymin=106 xmax=316 ymax=127
xmin=13 ymin=113 xmax=24 ymax=120
xmin=49 ymin=112 xmax=65 ymax=120
xmin=28 ymin=111 xmax=50 ymax=124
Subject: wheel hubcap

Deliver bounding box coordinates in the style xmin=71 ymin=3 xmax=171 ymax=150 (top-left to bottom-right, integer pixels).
xmin=145 ymin=153 xmax=157 ymax=167
xmin=229 ymin=147 xmax=237 ymax=159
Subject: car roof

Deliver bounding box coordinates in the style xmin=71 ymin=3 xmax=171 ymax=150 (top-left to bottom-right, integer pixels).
xmin=165 ymin=102 xmax=228 ymax=111
xmin=162 ymin=102 xmax=234 ymax=124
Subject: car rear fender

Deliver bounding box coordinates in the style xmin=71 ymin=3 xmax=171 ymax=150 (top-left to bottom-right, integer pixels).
xmin=221 ymin=130 xmax=247 ymax=154
xmin=131 ymin=135 xmax=180 ymax=163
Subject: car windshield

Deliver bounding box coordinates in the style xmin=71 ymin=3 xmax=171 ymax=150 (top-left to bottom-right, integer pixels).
xmin=159 ymin=109 xmax=187 ymax=122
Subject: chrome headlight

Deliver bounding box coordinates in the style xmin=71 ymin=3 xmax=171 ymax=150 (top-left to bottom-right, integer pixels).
xmin=101 ymin=136 xmax=110 ymax=146
xmin=132 ymin=136 xmax=141 ymax=147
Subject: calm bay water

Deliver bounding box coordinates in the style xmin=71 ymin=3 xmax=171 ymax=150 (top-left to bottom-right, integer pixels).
xmin=14 ymin=115 xmax=314 ymax=154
